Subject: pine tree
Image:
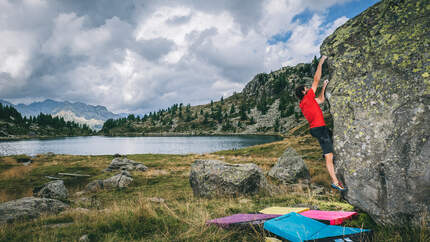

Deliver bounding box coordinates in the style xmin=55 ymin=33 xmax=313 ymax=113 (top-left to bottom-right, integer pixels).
xmin=274 ymin=118 xmax=280 ymax=132
xmin=185 ymin=104 xmax=191 ymax=114
xmin=215 ymin=105 xmax=223 ymax=123
xmin=239 ymin=103 xmax=248 ymax=120
xmin=203 ymin=112 xmax=209 ymax=124
xmin=257 ymin=92 xmax=269 ymax=115
xmin=230 ymin=104 xmax=236 ymax=114
xmin=237 ymin=121 xmax=242 ymax=128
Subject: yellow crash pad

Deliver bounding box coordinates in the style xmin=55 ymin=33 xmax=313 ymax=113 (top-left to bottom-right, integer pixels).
xmin=265 ymin=237 xmax=282 ymax=242
xmin=259 ymin=207 xmax=309 ymax=215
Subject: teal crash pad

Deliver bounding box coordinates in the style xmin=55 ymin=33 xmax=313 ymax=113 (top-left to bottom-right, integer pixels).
xmin=263 ymin=212 xmax=370 ymax=242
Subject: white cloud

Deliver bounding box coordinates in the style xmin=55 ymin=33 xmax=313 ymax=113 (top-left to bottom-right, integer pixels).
xmin=136 ymin=6 xmax=238 ymax=64
xmin=264 ymin=15 xmax=349 ymax=69
xmin=212 ymin=79 xmax=245 ymax=98
xmin=0 ymin=0 xmax=357 ymax=114
xmin=0 ymin=31 xmax=36 ymax=79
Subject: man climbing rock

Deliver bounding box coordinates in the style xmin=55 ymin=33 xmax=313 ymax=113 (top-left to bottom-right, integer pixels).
xmin=294 ymin=56 xmax=345 ymax=191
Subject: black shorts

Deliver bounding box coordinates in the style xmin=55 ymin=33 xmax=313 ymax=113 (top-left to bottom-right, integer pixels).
xmin=310 ymin=126 xmax=333 ymax=155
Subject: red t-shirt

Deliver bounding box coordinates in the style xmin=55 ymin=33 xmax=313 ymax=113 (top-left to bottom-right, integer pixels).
xmin=299 ymin=89 xmax=326 ymax=128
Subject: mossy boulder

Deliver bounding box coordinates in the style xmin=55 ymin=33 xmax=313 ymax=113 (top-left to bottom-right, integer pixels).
xmin=33 ymin=180 xmax=69 ymax=202
xmin=0 ymin=197 xmax=69 ymax=224
xmin=320 ymin=0 xmax=429 ymax=226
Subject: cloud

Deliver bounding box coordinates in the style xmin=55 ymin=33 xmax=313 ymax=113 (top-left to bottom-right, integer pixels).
xmin=0 ymin=0 xmax=358 ymax=114
xmin=264 ymin=14 xmax=349 ymax=69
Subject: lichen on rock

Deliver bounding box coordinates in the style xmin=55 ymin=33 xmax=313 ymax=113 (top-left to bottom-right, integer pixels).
xmin=189 ymin=159 xmax=269 ymax=198
xmin=320 ymin=0 xmax=429 ymax=226
xmin=268 ymin=147 xmax=310 ymax=184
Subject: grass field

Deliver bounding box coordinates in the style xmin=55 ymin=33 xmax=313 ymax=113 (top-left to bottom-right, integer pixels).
xmin=0 ymin=134 xmax=428 ymax=241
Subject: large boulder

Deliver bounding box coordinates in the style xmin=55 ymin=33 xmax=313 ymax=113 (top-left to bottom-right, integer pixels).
xmin=189 ymin=159 xmax=268 ymax=198
xmin=33 ymin=180 xmax=68 ymax=202
xmin=0 ymin=197 xmax=69 ymax=224
xmin=268 ymin=147 xmax=310 ymax=184
xmin=105 ymin=157 xmax=148 ymax=172
xmin=320 ymin=0 xmax=429 ymax=226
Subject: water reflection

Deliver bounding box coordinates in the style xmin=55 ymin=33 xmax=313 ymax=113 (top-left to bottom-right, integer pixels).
xmin=0 ymin=135 xmax=281 ymax=156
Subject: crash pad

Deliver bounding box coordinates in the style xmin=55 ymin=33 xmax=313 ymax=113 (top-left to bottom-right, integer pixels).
xmin=265 ymin=237 xmax=282 ymax=242
xmin=259 ymin=207 xmax=309 ymax=214
xmin=206 ymin=214 xmax=281 ymax=228
xmin=263 ymin=212 xmax=370 ymax=242
xmin=300 ymin=210 xmax=358 ymax=225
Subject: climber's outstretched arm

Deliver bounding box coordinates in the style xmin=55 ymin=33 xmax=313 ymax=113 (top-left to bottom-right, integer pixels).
xmin=312 ymin=55 xmax=327 ymax=93
xmin=316 ymin=80 xmax=329 ymax=104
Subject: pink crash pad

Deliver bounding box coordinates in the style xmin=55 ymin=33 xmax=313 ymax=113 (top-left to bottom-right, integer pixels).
xmin=206 ymin=214 xmax=281 ymax=228
xmin=299 ymin=210 xmax=358 ymax=225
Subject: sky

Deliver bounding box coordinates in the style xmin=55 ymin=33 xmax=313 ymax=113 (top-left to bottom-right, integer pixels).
xmin=0 ymin=0 xmax=380 ymax=114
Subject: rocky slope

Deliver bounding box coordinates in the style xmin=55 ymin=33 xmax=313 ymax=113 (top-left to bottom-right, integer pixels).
xmin=321 ymin=0 xmax=429 ymax=226
xmin=53 ymin=111 xmax=104 ymax=130
xmin=100 ymin=60 xmax=331 ymax=136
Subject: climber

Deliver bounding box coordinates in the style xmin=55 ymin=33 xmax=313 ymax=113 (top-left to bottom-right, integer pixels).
xmin=294 ymin=55 xmax=346 ymax=191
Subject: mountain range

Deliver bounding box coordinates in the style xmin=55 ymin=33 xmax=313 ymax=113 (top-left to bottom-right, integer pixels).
xmin=0 ymin=99 xmax=126 ymax=130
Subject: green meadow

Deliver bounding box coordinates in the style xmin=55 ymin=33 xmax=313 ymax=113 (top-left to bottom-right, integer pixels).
xmin=0 ymin=132 xmax=428 ymax=241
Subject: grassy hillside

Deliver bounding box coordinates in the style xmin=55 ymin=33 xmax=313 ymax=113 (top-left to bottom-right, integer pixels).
xmin=100 ymin=58 xmax=330 ymax=136
xmin=0 ymin=131 xmax=428 ymax=241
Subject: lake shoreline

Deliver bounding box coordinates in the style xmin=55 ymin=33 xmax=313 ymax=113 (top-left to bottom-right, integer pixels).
xmin=0 ymin=134 xmax=93 ymax=142
xmin=0 ymin=133 xmax=284 ymax=142
xmin=0 ymin=135 xmax=283 ymax=156
xmin=101 ymin=132 xmax=285 ymax=138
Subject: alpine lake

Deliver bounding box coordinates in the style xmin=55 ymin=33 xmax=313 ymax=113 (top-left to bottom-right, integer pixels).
xmin=0 ymin=135 xmax=282 ymax=156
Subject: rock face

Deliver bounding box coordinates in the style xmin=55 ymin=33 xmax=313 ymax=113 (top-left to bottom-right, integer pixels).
xmin=268 ymin=147 xmax=310 ymax=184
xmin=34 ymin=180 xmax=68 ymax=201
xmin=85 ymin=171 xmax=133 ymax=192
xmin=189 ymin=159 xmax=268 ymax=198
xmin=105 ymin=157 xmax=148 ymax=172
xmin=320 ymin=0 xmax=429 ymax=226
xmin=0 ymin=197 xmax=69 ymax=224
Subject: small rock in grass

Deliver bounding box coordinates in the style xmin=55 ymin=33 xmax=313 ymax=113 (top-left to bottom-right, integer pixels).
xmin=148 ymin=197 xmax=165 ymax=203
xmin=72 ymin=208 xmax=90 ymax=214
xmin=85 ymin=171 xmax=133 ymax=192
xmin=33 ymin=180 xmax=69 ymax=202
xmin=104 ymin=157 xmax=148 ymax=172
xmin=103 ymin=172 xmax=133 ymax=189
xmin=79 ymin=235 xmax=89 ymax=242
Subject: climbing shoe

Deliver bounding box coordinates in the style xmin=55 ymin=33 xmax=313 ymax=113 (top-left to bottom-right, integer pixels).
xmin=331 ymin=182 xmax=346 ymax=191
